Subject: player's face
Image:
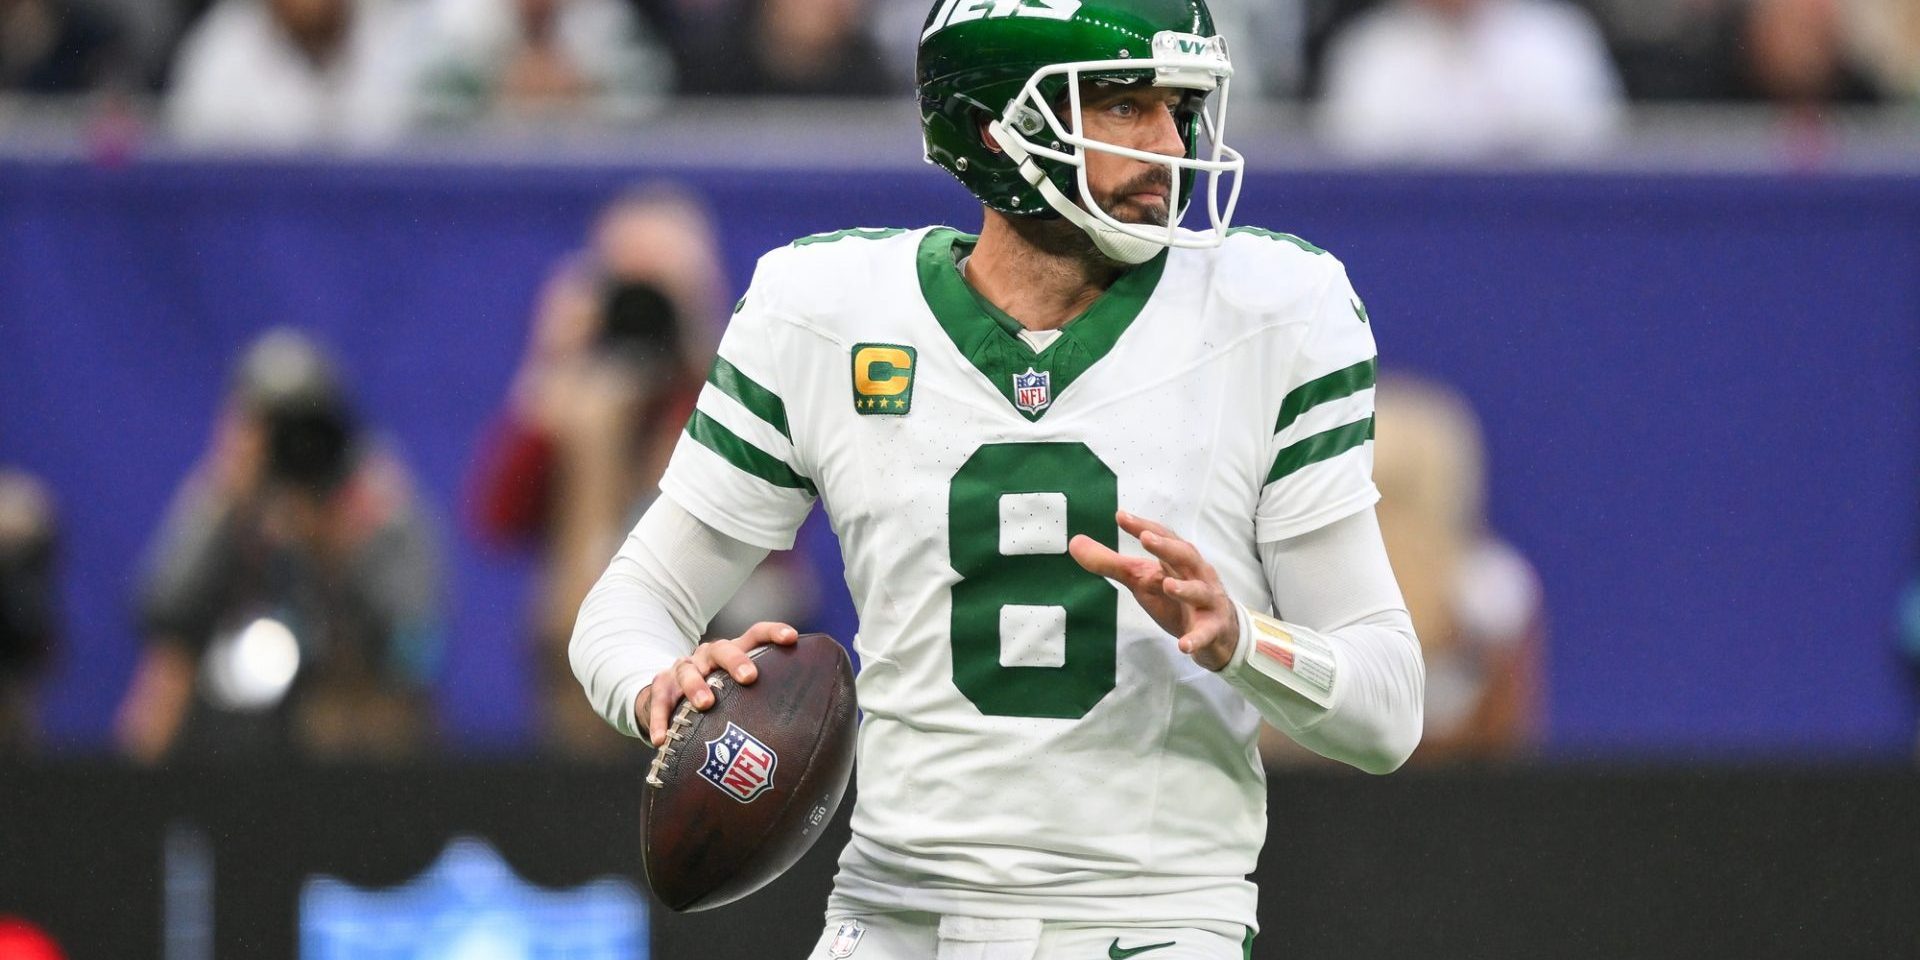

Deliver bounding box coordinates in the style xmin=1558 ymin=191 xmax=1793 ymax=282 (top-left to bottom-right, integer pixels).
xmin=1075 ymin=83 xmax=1194 ymax=228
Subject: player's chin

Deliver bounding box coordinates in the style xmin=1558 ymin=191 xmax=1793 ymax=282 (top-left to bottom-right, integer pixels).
xmin=1106 ymin=199 xmax=1170 ymax=228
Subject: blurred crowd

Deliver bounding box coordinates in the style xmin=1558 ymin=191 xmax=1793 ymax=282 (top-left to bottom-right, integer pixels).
xmin=0 ymin=177 xmax=1537 ymax=765
xmin=0 ymin=1 xmax=1911 ymax=768
xmin=1 ymin=0 xmax=1914 ymax=155
xmin=0 ymin=184 xmax=822 ymax=766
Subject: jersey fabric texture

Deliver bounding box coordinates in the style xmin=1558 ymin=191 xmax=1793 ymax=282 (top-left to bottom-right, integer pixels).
xmin=657 ymin=225 xmax=1380 ymax=929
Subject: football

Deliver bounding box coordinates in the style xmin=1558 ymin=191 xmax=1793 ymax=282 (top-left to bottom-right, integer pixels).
xmin=640 ymin=632 xmax=858 ymax=912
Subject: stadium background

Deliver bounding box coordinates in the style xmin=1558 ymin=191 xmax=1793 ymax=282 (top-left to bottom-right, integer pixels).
xmin=4 ymin=0 xmax=1920 ymax=955
xmin=3 ymin=157 xmax=1917 ymax=755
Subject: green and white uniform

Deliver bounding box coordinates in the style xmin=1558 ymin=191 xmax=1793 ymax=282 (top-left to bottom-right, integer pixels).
xmin=658 ymin=224 xmax=1381 ymax=929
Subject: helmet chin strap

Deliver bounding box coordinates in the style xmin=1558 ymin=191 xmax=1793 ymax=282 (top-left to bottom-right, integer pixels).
xmin=988 ymin=119 xmax=1166 ymax=266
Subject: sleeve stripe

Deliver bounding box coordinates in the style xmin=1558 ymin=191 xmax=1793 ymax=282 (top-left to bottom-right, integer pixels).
xmin=1274 ymin=357 xmax=1376 ymax=435
xmin=685 ymin=410 xmax=817 ymax=496
xmin=1266 ymin=416 xmax=1375 ymax=485
xmin=707 ymin=356 xmax=790 ymax=439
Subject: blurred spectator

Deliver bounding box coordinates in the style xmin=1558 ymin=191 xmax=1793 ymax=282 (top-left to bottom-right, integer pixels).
xmin=414 ymin=0 xmax=671 ymax=124
xmin=164 ymin=0 xmax=425 ymax=148
xmin=1581 ymin=0 xmax=1741 ymax=101
xmin=1206 ymin=0 xmax=1308 ymax=99
xmin=115 ymin=329 xmax=444 ymax=763
xmin=1849 ymin=0 xmax=1920 ymax=100
xmin=679 ymin=0 xmax=893 ymax=97
xmin=468 ymin=185 xmax=815 ymax=757
xmin=0 ymin=469 xmax=58 ymax=755
xmin=1262 ymin=374 xmax=1543 ymax=767
xmin=1317 ymin=0 xmax=1624 ymax=161
xmin=0 ymin=0 xmax=127 ymax=92
xmin=1371 ymin=375 xmax=1542 ymax=759
xmin=1738 ymin=0 xmax=1880 ymax=107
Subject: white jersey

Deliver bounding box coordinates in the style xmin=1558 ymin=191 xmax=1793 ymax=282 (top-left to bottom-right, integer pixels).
xmin=658 ymin=225 xmax=1380 ymax=929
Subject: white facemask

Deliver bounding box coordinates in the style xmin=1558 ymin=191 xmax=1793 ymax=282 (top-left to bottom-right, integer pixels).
xmin=986 ymin=31 xmax=1245 ymax=264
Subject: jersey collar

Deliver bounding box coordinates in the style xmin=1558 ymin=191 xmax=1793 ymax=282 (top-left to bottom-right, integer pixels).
xmin=916 ymin=227 xmax=1167 ymax=422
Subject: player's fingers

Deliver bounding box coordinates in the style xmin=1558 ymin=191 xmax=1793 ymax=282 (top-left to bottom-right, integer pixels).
xmin=705 ymin=640 xmax=760 ymax=685
xmin=1116 ymin=509 xmax=1180 ymax=542
xmin=1069 ymin=535 xmax=1161 ymax=590
xmin=1178 ymin=627 xmax=1234 ymax=670
xmin=675 ymin=657 xmax=715 ymax=710
xmin=1138 ymin=529 xmax=1211 ymax=580
xmin=1177 ymin=629 xmax=1201 ymax=654
xmin=646 ymin=673 xmax=680 ymax=746
xmin=735 ymin=621 xmax=800 ymax=650
xmin=1068 ymin=534 xmax=1128 ymax=577
xmin=1163 ymin=577 xmax=1222 ymax=609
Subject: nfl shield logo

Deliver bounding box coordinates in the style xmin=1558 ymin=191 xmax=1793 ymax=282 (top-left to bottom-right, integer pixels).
xmin=698 ymin=721 xmax=779 ymax=803
xmin=828 ymin=919 xmax=865 ymax=958
xmin=1013 ymin=367 xmax=1051 ymax=415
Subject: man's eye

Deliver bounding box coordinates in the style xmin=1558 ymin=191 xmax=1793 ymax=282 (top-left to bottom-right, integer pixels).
xmin=1109 ymin=101 xmax=1137 ymax=118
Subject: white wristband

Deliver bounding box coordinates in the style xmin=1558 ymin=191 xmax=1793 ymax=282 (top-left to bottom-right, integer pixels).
xmin=1225 ymin=606 xmax=1338 ymax=710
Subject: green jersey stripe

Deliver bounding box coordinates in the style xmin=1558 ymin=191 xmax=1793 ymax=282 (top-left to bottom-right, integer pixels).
xmin=1266 ymin=416 xmax=1374 ymax=485
xmin=1227 ymin=225 xmax=1327 ymax=256
xmin=1274 ymin=357 xmax=1376 ymax=435
xmin=686 ymin=410 xmax=816 ymax=496
xmin=708 ymin=356 xmax=790 ymax=439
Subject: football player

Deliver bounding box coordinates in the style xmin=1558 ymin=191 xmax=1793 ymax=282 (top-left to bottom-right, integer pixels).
xmin=571 ymin=0 xmax=1424 ymax=956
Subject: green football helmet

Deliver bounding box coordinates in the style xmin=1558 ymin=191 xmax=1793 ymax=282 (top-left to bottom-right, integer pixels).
xmin=917 ymin=0 xmax=1244 ymax=264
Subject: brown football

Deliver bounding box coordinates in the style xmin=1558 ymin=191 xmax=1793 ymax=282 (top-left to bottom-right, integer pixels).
xmin=640 ymin=632 xmax=857 ymax=912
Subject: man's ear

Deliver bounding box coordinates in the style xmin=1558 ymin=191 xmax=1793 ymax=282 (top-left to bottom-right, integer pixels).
xmin=979 ymin=120 xmax=1003 ymax=154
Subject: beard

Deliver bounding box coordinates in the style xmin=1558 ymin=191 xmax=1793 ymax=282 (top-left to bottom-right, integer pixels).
xmin=1096 ymin=167 xmax=1174 ymax=228
xmin=1002 ymin=166 xmax=1176 ymax=268
xmin=1002 ymin=210 xmax=1100 ymax=261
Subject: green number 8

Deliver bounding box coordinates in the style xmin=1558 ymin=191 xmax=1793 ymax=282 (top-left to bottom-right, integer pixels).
xmin=948 ymin=441 xmax=1118 ymax=718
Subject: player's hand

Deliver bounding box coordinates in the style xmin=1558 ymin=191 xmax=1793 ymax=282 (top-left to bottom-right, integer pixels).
xmin=639 ymin=622 xmax=799 ymax=747
xmin=1069 ymin=511 xmax=1241 ymax=671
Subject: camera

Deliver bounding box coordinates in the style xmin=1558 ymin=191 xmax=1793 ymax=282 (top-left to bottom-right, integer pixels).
xmin=263 ymin=397 xmax=356 ymax=494
xmin=598 ymin=279 xmax=682 ymax=371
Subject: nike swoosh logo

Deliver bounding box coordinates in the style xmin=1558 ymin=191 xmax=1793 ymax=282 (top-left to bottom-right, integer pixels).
xmin=1108 ymin=938 xmax=1177 ymax=959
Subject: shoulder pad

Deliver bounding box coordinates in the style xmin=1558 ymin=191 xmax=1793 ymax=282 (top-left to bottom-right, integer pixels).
xmin=1212 ymin=227 xmax=1343 ymax=319
xmin=751 ymin=226 xmax=922 ymax=323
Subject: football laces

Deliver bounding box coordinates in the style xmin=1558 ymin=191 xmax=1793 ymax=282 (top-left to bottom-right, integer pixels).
xmin=645 ymin=674 xmax=728 ymax=788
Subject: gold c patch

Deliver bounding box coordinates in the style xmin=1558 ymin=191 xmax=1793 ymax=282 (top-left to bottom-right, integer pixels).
xmin=852 ymin=343 xmax=916 ymax=415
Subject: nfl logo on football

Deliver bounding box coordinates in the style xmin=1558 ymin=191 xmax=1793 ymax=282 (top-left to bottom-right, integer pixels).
xmin=1013 ymin=367 xmax=1051 ymax=415
xmin=699 ymin=721 xmax=779 ymax=803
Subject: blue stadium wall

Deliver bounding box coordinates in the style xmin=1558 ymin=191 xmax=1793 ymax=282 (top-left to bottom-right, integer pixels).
xmin=1 ymin=158 xmax=1915 ymax=756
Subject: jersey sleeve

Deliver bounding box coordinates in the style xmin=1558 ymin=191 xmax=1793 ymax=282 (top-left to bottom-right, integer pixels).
xmin=658 ymin=256 xmax=817 ymax=551
xmin=1255 ymin=257 xmax=1381 ymax=543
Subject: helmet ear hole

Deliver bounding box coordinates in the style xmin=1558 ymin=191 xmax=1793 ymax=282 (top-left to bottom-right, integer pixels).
xmin=978 ymin=120 xmax=1004 ymax=154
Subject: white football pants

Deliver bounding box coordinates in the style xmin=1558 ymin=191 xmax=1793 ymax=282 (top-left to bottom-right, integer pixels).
xmin=805 ymin=912 xmax=1251 ymax=960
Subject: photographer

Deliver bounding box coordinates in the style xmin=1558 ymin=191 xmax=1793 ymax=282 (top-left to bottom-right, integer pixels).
xmin=470 ymin=185 xmax=815 ymax=757
xmin=115 ymin=329 xmax=444 ymax=763
xmin=0 ymin=469 xmax=58 ymax=755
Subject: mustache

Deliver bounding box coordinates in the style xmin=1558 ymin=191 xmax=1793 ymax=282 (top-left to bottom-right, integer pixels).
xmin=1116 ymin=168 xmax=1174 ymax=200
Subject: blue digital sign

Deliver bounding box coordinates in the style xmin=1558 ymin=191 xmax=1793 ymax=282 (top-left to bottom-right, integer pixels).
xmin=300 ymin=837 xmax=648 ymax=959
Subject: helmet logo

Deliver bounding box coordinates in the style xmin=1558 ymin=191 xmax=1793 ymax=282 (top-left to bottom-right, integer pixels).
xmin=922 ymin=0 xmax=1082 ymax=41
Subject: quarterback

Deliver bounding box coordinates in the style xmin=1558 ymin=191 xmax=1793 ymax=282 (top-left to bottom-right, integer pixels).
xmin=570 ymin=0 xmax=1425 ymax=956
